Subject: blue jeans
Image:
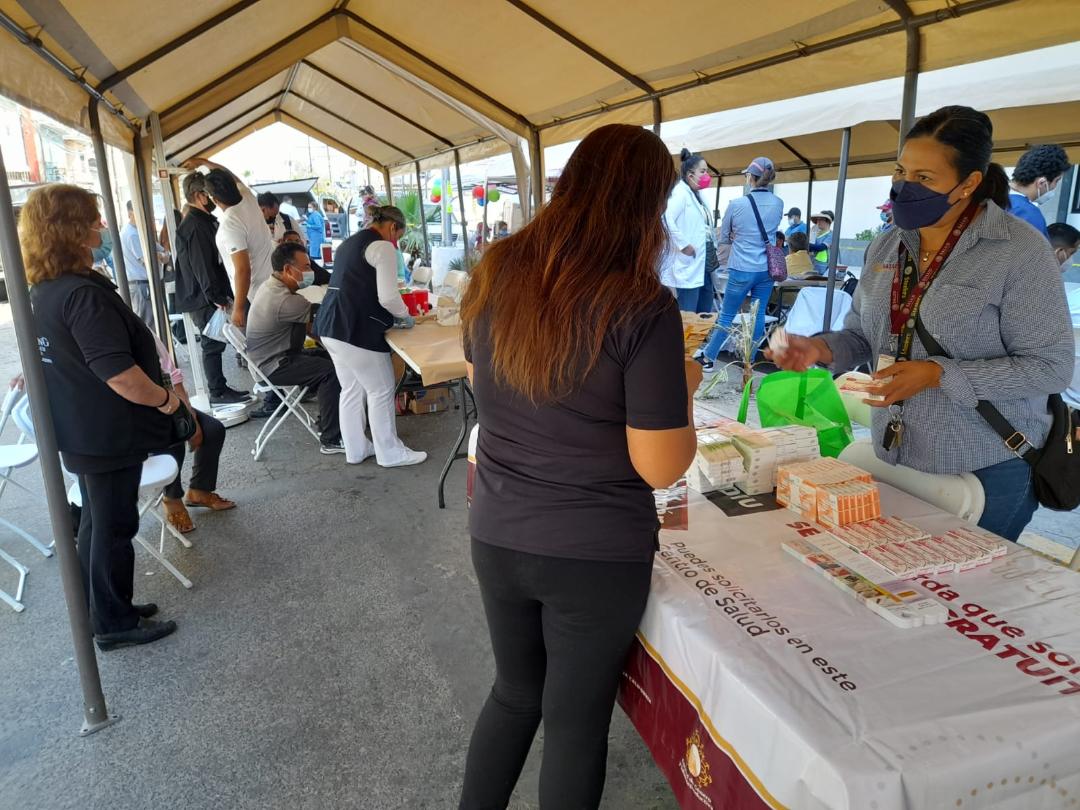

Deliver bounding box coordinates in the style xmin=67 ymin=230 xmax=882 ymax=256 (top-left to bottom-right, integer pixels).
xmin=703 ymin=269 xmax=774 ymax=361
xmin=972 ymin=457 xmax=1037 ymax=542
xmin=673 ymin=269 xmax=715 ymax=314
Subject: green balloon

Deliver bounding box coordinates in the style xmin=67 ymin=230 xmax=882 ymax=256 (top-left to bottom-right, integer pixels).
xmin=487 ymin=188 xmax=501 ymax=202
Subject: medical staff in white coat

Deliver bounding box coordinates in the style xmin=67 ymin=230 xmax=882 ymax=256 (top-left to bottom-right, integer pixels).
xmin=660 ymin=149 xmax=715 ymax=313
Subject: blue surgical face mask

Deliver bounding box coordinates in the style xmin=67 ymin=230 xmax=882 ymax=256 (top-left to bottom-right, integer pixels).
xmin=299 ymin=271 xmax=315 ymax=289
xmin=880 ymin=211 xmax=890 ymax=223
xmin=889 ymin=179 xmax=963 ymax=230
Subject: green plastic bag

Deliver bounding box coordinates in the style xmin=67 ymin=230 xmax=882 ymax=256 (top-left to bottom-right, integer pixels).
xmin=753 ymin=369 xmax=854 ymax=458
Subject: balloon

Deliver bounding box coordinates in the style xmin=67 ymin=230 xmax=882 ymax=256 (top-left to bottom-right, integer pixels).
xmin=472 ymin=185 xmax=485 ymax=200
xmin=487 ymin=188 xmax=500 ymax=202
xmin=432 ymin=178 xmax=442 ymax=189
xmin=477 ymin=196 xmax=486 ymax=207
xmin=431 ymin=192 xmax=441 ymax=203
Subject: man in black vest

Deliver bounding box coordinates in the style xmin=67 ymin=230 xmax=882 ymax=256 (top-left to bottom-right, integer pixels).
xmin=175 ymin=172 xmax=250 ymax=405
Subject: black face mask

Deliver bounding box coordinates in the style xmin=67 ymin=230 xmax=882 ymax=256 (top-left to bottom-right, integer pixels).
xmin=204 ymin=198 xmax=216 ymax=214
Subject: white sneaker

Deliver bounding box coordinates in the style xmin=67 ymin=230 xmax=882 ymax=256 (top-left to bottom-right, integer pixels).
xmin=380 ymin=449 xmax=427 ymax=468
xmin=346 ymin=448 xmax=376 ymax=465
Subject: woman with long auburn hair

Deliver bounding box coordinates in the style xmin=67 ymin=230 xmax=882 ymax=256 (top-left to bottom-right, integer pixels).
xmin=458 ymin=124 xmax=701 ymax=809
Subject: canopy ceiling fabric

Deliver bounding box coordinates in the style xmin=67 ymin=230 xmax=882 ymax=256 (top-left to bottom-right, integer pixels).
xmin=691 ymin=100 xmax=1080 ymax=186
xmin=1 ymin=0 xmax=1079 ymax=168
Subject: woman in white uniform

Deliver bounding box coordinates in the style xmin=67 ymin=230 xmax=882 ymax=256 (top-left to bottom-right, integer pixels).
xmin=660 ymin=148 xmax=715 ymax=313
xmin=314 ymin=206 xmax=426 ymax=467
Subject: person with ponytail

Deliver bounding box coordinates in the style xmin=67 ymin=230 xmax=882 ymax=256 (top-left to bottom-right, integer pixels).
xmin=695 ymin=156 xmax=784 ymax=371
xmin=768 ymin=105 xmax=1073 ymax=542
xmin=660 ymin=148 xmax=716 ymax=313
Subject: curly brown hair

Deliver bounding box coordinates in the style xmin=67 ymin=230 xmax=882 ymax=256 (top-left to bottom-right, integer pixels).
xmin=19 ymin=184 xmax=99 ymax=285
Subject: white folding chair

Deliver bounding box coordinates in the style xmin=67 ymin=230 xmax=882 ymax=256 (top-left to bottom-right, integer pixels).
xmin=0 ymin=388 xmax=53 ymax=558
xmin=784 ymin=287 xmax=853 ymax=337
xmin=67 ymin=454 xmax=194 ymax=589
xmin=222 ymin=323 xmax=320 ymax=460
xmin=839 ymin=440 xmax=985 ymax=524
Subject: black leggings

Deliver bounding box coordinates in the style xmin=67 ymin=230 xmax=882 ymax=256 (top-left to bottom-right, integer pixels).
xmin=460 ymin=539 xmax=653 ymax=810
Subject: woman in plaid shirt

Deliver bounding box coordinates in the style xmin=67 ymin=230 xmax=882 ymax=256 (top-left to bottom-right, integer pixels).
xmin=771 ymin=106 xmax=1073 ymax=541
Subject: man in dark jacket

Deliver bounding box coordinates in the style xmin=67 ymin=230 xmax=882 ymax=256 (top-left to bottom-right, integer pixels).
xmin=175 ymin=172 xmax=249 ymax=404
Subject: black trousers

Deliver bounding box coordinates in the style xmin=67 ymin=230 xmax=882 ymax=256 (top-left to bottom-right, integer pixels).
xmin=460 ymin=539 xmax=653 ymax=810
xmin=189 ymin=304 xmax=227 ymax=395
xmin=267 ymin=350 xmax=341 ymax=443
xmin=163 ymin=410 xmax=226 ymax=499
xmin=77 ymin=464 xmax=143 ymax=635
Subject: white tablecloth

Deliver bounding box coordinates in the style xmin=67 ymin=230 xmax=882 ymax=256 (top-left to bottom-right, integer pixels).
xmin=620 ymin=485 xmax=1080 ymax=809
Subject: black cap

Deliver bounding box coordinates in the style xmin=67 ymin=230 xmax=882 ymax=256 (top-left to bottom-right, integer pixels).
xmin=785 ymin=207 xmax=801 ymax=217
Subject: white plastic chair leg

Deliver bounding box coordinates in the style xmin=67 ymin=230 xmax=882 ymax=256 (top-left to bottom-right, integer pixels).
xmin=0 ymin=516 xmax=53 ymax=558
xmin=134 ymin=492 xmax=193 ymax=588
xmin=0 ymin=548 xmax=28 ymax=612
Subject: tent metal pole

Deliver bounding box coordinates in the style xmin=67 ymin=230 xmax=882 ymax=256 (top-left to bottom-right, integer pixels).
xmin=88 ymin=100 xmax=131 ymax=306
xmin=382 ymin=168 xmax=393 ymax=205
xmin=806 ymin=170 xmax=814 ymax=230
xmin=652 ymin=99 xmax=662 ymax=136
xmin=899 ymin=25 xmax=921 ymax=147
xmin=454 ymin=149 xmax=470 ymax=262
xmin=823 ymin=128 xmax=851 ymax=331
xmin=415 ymin=161 xmax=430 ymax=262
xmin=528 ymin=128 xmax=544 ymax=215
xmin=713 ymin=173 xmax=722 ymax=222
xmin=0 ymin=146 xmax=117 ymax=737
xmin=132 ymin=130 xmax=173 ymax=349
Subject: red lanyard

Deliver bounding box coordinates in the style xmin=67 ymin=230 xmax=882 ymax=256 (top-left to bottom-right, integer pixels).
xmin=889 ymin=201 xmax=978 ymax=355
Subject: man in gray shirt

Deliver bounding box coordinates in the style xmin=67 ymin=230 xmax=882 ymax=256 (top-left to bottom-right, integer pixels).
xmin=246 ymin=242 xmax=344 ymax=455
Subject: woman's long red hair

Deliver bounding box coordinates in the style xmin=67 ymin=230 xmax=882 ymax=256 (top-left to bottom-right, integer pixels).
xmin=461 ymin=124 xmax=676 ymax=403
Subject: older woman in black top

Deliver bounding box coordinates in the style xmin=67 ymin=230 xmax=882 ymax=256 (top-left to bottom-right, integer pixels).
xmin=23 ymin=185 xmax=180 ymax=651
xmin=458 ymin=125 xmax=700 ymax=809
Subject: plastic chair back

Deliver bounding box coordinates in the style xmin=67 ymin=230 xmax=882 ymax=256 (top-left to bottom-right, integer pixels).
xmin=785 ymin=288 xmax=852 ymax=337
xmin=0 ymin=387 xmax=22 ymax=436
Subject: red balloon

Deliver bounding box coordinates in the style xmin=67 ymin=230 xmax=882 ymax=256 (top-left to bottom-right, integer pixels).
xmin=431 ymin=192 xmax=442 ymax=203
xmin=472 ymin=185 xmax=485 ymax=200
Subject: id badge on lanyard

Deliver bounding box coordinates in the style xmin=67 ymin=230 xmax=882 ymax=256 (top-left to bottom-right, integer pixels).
xmin=882 ymin=201 xmax=977 ymax=451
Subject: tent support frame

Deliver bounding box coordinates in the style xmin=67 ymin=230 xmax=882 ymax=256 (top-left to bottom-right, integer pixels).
xmin=534 ymin=0 xmax=1017 ymax=134
xmin=823 ymin=127 xmax=852 ymax=331
xmin=96 ymin=0 xmax=263 ymax=93
xmin=167 ymin=92 xmax=281 ymax=161
xmin=415 ymin=162 xmax=431 ymax=261
xmin=300 ymin=61 xmax=454 ymax=148
xmin=0 ymin=145 xmax=117 ymax=737
xmin=289 ymin=92 xmax=414 ymax=159
xmin=88 ymin=99 xmax=131 ymax=305
xmin=454 ymin=149 xmax=470 ymax=261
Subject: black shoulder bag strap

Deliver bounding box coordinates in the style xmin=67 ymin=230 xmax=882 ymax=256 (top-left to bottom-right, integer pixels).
xmin=914 ymin=316 xmax=1039 ymax=463
xmin=746 ymin=194 xmax=770 ymax=247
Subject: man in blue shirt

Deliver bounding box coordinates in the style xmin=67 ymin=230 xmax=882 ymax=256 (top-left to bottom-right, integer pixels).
xmin=1007 ymin=144 xmax=1070 ymax=239
xmin=117 ymin=200 xmax=166 ymax=327
xmin=784 ymin=207 xmax=807 ymax=242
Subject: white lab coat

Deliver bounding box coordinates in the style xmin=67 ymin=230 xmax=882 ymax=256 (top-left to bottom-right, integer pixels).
xmin=660 ymin=181 xmax=711 ymax=289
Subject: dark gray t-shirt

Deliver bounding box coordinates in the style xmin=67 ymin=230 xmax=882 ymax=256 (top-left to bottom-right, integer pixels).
xmin=246 ymin=276 xmax=311 ymax=374
xmin=466 ymin=295 xmax=688 ymax=563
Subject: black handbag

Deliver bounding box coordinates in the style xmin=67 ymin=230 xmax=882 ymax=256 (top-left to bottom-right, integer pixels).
xmin=916 ymin=317 xmax=1080 ymax=511
xmin=168 ymin=396 xmax=198 ymax=446
xmin=704 ymin=240 xmax=720 ymax=274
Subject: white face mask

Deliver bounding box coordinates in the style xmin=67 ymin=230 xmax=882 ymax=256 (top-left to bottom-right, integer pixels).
xmin=1034 ymin=179 xmax=1057 ymax=207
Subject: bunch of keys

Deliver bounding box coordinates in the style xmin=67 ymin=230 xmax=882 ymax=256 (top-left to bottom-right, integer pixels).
xmin=883 ymin=405 xmax=904 ymax=451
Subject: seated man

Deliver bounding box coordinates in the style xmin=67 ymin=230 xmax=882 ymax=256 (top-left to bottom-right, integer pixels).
xmin=785 ymin=231 xmax=813 ymax=278
xmin=283 ymin=229 xmax=330 ymax=285
xmin=246 ymin=242 xmax=345 ymax=455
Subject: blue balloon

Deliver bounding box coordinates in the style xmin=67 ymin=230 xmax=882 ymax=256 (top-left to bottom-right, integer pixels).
xmin=477 ymin=197 xmax=486 ymax=207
